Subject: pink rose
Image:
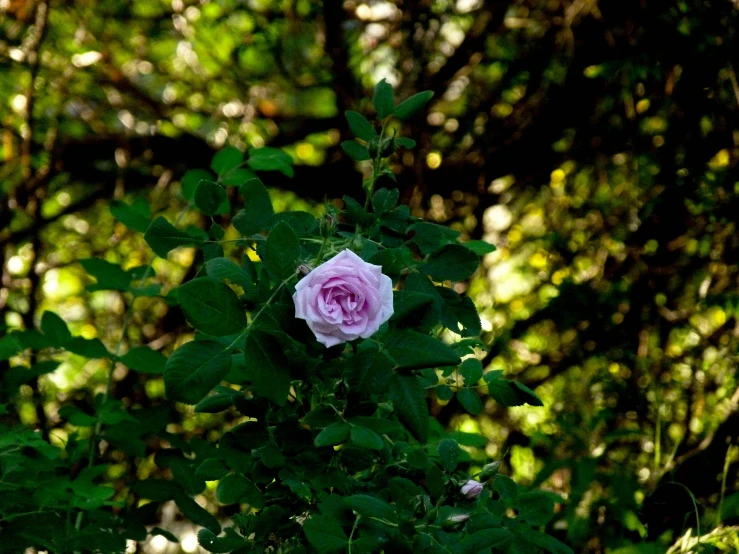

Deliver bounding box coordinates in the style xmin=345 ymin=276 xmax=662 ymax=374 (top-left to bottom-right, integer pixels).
xmin=293 ymin=249 xmax=394 ymax=347
xmin=460 ymin=479 xmax=483 ymax=499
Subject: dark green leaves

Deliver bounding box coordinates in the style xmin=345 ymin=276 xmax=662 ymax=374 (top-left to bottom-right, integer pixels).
xmin=372 ymin=78 xmax=395 ymax=119
xmin=303 ymin=514 xmax=348 ymax=553
xmin=110 ymin=199 xmax=151 ymax=233
xmin=350 ymin=425 xmax=384 ymax=451
xmin=457 ymin=388 xmax=483 ymax=415
xmin=462 ymin=528 xmax=513 ymax=552
xmin=233 ymin=178 xmax=273 ymax=236
xmin=243 ymin=331 xmax=292 ymax=406
xmin=394 ymin=91 xmax=434 ymax=120
xmin=265 ymin=222 xmax=299 ymax=279
xmin=175 ymin=277 xmax=246 ymax=336
xmin=194 ymin=180 xmax=228 ymax=216
xmin=438 ymin=439 xmax=460 ymax=471
xmin=390 ymin=374 xmax=429 ymax=443
xmin=422 ymin=244 xmax=480 ymax=282
xmin=80 ymin=259 xmax=131 ymax=291
xmin=314 ymin=422 xmax=350 ymax=448
xmin=344 ymin=495 xmax=396 ymax=522
xmin=205 ymin=258 xmax=254 ymax=291
xmin=40 ymin=311 xmax=71 ymax=345
xmin=247 ymin=147 xmax=293 ymax=177
xmin=211 ymin=147 xmax=243 ymax=176
xmin=145 ymin=216 xmax=203 ymax=258
xmin=372 ymin=188 xmax=399 ymax=215
xmin=341 ymin=141 xmax=371 ymax=162
xmin=164 ymin=340 xmax=231 ymax=404
xmin=383 ymin=330 xmax=460 ymax=370
xmin=345 ymin=110 xmax=377 ymax=141
xmin=120 ymin=346 xmax=167 ymax=374
xmin=484 ymin=371 xmax=544 ymax=407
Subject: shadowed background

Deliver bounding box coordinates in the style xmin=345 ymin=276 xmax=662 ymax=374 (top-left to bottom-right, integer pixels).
xmin=2 ymin=0 xmax=739 ymax=552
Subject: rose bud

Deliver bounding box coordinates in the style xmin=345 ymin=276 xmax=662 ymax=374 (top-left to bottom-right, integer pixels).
xmin=292 ymin=249 xmax=393 ymax=347
xmin=441 ymin=513 xmax=470 ymax=529
xmin=460 ymin=479 xmax=483 ymax=499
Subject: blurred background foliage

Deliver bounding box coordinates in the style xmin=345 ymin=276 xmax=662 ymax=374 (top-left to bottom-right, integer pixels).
xmin=2 ymin=0 xmax=739 ymax=552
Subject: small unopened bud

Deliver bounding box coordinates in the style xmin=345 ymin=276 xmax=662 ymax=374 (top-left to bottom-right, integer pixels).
xmin=298 ymin=264 xmax=312 ymax=276
xmin=460 ymin=479 xmax=483 ymax=499
xmin=478 ymin=461 xmax=500 ymax=480
xmin=320 ymin=213 xmax=336 ymax=237
xmin=441 ymin=513 xmax=470 ymax=529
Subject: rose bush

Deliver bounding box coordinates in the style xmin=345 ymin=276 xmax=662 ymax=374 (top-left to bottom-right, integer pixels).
xmin=293 ymin=249 xmax=394 ymax=347
xmin=0 ymin=80 xmax=571 ymax=554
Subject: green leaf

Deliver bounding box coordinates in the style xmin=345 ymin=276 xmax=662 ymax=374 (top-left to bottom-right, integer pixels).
xmin=266 ymin=222 xmax=299 ymax=279
xmin=182 ymin=169 xmax=214 ymax=201
xmin=345 ymin=110 xmax=377 ymax=141
xmin=437 ymin=439 xmax=460 ymax=471
xmin=303 ymin=514 xmax=348 ymax=553
xmin=211 ymin=147 xmax=244 ymax=176
xmin=526 ymin=531 xmax=574 ymax=554
xmin=67 ymin=337 xmax=111 ymax=358
xmin=383 ymin=330 xmax=460 ymax=370
xmin=517 ymin=491 xmax=556 ymax=525
xmin=438 ymin=287 xmax=482 ymax=337
xmin=372 ymin=188 xmax=399 ymax=216
xmin=394 ymin=91 xmax=434 ymax=120
xmin=234 ymin=178 xmax=274 ymax=235
xmin=221 ymin=167 xmax=256 ymax=187
xmin=205 ymin=257 xmax=254 ymax=291
xmin=484 ymin=371 xmax=543 ymax=407
xmin=390 ymin=374 xmax=429 ymax=443
xmin=164 ymin=340 xmax=231 ymax=404
xmin=271 ymin=211 xmax=318 ymax=236
xmin=216 ymin=474 xmax=251 ymax=505
xmin=197 ymin=528 xmax=245 ymax=553
xmin=194 ymin=180 xmax=228 ymax=216
xmin=395 ymin=137 xmax=416 ymax=149
xmin=347 ymin=417 xmax=404 ymax=435
xmin=459 ymin=358 xmax=483 ymax=385
xmin=350 ymin=425 xmax=384 ymax=451
xmin=120 ymin=346 xmax=167 ymax=374
xmin=457 ymin=388 xmax=483 ymax=415
xmin=345 ymin=494 xmax=397 ymax=522
xmin=462 ymin=528 xmax=513 ymax=552
xmin=110 ymin=199 xmax=151 ymax=233
xmin=372 ymin=78 xmax=395 ymax=119
xmin=40 ymin=311 xmax=71 ymax=345
xmin=409 ymin=222 xmax=461 ymax=256
xmin=462 ymin=240 xmax=497 ymax=255
xmin=175 ymin=277 xmax=246 ymax=336
xmin=243 ymin=331 xmax=292 ymax=406
xmin=174 ymin=490 xmax=221 ymax=534
xmin=195 ymin=458 xmax=230 ymax=481
xmin=341 ymin=141 xmax=371 ymax=161
xmin=194 ymin=390 xmax=236 ymax=413
xmin=247 ymin=147 xmax=294 ymax=177
xmin=80 ymin=259 xmax=131 ymax=291
xmin=344 ymin=349 xmax=393 ymax=395
xmin=314 ymin=422 xmax=350 ymax=447
xmin=145 ymin=216 xmax=203 ymax=258
xmin=422 ymin=244 xmax=480 ymax=282
xmin=343 ymin=195 xmax=376 ymax=227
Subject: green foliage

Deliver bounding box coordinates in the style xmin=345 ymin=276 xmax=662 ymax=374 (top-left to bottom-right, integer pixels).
xmin=0 ymin=83 xmax=566 ymax=554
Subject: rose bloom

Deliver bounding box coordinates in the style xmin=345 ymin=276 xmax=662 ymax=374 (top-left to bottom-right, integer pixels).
xmin=460 ymin=479 xmax=483 ymax=499
xmin=293 ymin=249 xmax=394 ymax=347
